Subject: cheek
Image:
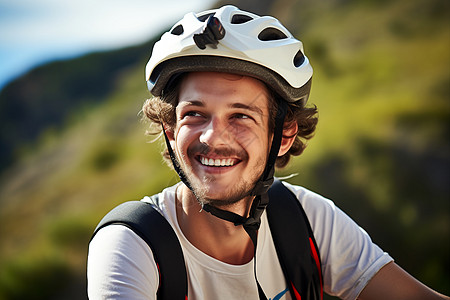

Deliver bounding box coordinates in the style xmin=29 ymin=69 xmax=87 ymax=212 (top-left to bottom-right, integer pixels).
xmin=232 ymin=125 xmax=268 ymax=150
xmin=235 ymin=129 xmax=259 ymax=149
xmin=174 ymin=126 xmax=197 ymax=152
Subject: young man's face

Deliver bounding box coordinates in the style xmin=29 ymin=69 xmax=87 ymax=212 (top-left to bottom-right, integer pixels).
xmin=170 ymin=72 xmax=271 ymax=206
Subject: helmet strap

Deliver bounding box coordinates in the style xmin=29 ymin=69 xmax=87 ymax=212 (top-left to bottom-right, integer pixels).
xmin=250 ymin=99 xmax=288 ymax=196
xmin=162 ymin=128 xmax=193 ymax=191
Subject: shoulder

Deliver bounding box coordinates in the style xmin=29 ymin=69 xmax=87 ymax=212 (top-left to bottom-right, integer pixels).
xmin=87 ymin=184 xmax=179 ymax=299
xmin=88 ymin=224 xmax=159 ymax=299
xmin=280 ymin=181 xmax=338 ymax=223
xmin=280 ymin=181 xmax=369 ymax=234
xmin=280 ymin=181 xmax=393 ymax=299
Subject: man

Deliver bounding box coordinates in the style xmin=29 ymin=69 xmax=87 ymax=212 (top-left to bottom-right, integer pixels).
xmin=88 ymin=5 xmax=448 ymax=300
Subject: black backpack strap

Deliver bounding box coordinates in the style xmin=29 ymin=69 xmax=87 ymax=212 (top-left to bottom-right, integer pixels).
xmin=267 ymin=180 xmax=323 ymax=300
xmin=91 ymin=197 xmax=188 ymax=300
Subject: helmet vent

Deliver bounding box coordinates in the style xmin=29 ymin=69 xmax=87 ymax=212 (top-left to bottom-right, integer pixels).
xmin=197 ymin=13 xmax=215 ymax=22
xmin=171 ymin=25 xmax=184 ymax=36
xmin=231 ymin=14 xmax=253 ymax=24
xmin=293 ymin=49 xmax=305 ymax=67
xmin=258 ymin=28 xmax=288 ymax=41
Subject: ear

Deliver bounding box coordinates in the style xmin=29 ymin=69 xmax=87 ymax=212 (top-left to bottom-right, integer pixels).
xmin=278 ymin=121 xmax=298 ymax=156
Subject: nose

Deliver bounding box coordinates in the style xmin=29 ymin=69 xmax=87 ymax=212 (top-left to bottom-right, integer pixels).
xmin=199 ymin=117 xmax=231 ymax=147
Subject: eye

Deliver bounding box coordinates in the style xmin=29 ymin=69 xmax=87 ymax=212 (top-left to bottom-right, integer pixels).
xmin=234 ymin=113 xmax=249 ymax=119
xmin=179 ymin=110 xmax=207 ymax=125
xmin=182 ymin=111 xmax=203 ymax=118
xmin=231 ymin=113 xmax=254 ymax=121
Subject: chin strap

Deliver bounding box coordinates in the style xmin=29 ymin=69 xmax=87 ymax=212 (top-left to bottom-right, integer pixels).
xmin=250 ymin=99 xmax=288 ymax=196
xmin=162 ymin=129 xmax=193 ymax=192
xmin=201 ymin=193 xmax=269 ymax=246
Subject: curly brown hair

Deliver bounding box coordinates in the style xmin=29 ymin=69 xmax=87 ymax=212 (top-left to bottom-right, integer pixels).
xmin=142 ymin=74 xmax=318 ymax=169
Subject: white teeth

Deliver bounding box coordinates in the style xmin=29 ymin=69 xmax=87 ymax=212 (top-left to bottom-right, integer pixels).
xmin=200 ymin=157 xmax=235 ymax=167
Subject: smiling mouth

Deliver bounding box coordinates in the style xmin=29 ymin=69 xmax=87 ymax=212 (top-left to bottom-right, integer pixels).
xmin=199 ymin=156 xmax=238 ymax=167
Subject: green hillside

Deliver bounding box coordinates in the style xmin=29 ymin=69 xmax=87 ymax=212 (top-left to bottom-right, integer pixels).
xmin=0 ymin=0 xmax=449 ymax=299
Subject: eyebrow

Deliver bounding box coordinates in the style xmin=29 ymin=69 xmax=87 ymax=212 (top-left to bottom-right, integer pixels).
xmin=176 ymin=100 xmax=264 ymax=117
xmin=178 ymin=100 xmax=204 ymax=107
xmin=176 ymin=100 xmax=204 ymax=114
xmin=229 ymin=103 xmax=264 ymax=117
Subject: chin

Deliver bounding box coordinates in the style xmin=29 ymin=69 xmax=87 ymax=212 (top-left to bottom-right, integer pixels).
xmin=192 ymin=178 xmax=253 ymax=207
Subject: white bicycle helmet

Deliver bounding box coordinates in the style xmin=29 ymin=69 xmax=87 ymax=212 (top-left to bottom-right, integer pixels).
xmin=145 ymin=5 xmax=313 ymax=103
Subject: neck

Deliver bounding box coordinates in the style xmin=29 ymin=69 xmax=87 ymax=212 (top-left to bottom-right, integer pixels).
xmin=175 ymin=184 xmax=255 ymax=265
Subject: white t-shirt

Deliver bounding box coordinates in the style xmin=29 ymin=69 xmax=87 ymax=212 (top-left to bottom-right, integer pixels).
xmin=88 ymin=181 xmax=393 ymax=300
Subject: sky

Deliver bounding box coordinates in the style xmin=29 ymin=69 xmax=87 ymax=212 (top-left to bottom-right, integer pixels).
xmin=0 ymin=0 xmax=216 ymax=91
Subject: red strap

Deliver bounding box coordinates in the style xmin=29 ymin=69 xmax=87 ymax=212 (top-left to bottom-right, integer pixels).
xmin=290 ymin=282 xmax=302 ymax=300
xmin=309 ymin=238 xmax=323 ymax=300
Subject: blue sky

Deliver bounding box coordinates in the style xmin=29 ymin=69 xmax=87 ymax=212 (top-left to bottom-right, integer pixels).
xmin=0 ymin=0 xmax=215 ymax=91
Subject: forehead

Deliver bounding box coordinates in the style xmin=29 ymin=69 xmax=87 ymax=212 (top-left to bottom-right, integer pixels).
xmin=178 ymin=72 xmax=270 ymax=107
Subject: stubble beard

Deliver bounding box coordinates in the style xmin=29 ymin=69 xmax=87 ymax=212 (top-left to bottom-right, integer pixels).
xmin=177 ymin=145 xmax=266 ymax=209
